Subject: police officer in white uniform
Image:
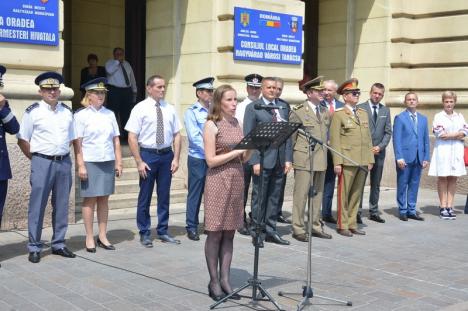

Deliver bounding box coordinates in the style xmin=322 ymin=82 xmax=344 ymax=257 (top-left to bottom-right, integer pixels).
xmin=17 ymin=72 xmax=77 ymax=263
xmin=125 ymin=74 xmax=182 ymax=247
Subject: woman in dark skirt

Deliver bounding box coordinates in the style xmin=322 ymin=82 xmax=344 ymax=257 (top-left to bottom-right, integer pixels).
xmin=74 ymin=77 xmax=122 ymax=252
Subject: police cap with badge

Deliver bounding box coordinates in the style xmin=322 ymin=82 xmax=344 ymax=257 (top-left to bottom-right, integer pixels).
xmin=0 ymin=65 xmax=6 ymax=88
xmin=81 ymin=77 xmax=108 ymax=92
xmin=302 ymin=75 xmax=325 ymax=93
xmin=34 ymin=71 xmax=64 ymax=89
xmin=337 ymin=78 xmax=360 ymax=95
xmin=245 ymin=73 xmax=263 ymax=87
xmin=192 ymin=77 xmax=214 ymax=90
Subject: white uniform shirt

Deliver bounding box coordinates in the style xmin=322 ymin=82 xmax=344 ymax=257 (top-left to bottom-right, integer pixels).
xmin=74 ymin=106 xmax=120 ymax=162
xmin=235 ymin=97 xmax=252 ymax=127
xmin=125 ymin=97 xmax=181 ymax=149
xmin=17 ymin=100 xmax=76 ymax=155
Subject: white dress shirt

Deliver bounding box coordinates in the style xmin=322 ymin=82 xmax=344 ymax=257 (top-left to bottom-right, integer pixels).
xmin=125 ymin=97 xmax=181 ymax=149
xmin=235 ymin=97 xmax=252 ymax=127
xmin=105 ymin=59 xmax=137 ymax=94
xmin=74 ymin=106 xmax=120 ymax=162
xmin=17 ymin=101 xmax=76 ymax=156
xmin=262 ymin=97 xmax=283 ymax=121
xmin=368 ymin=100 xmax=380 ymax=115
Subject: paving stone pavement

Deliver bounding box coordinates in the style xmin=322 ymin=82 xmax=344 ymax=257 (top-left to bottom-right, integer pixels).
xmin=0 ymin=187 xmax=467 ymax=311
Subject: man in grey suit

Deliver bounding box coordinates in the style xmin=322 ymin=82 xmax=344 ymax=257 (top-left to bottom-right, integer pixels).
xmin=243 ymin=77 xmax=293 ymax=246
xmin=357 ymin=83 xmax=392 ymax=223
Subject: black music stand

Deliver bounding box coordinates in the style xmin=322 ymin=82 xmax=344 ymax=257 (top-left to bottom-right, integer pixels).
xmin=210 ymin=121 xmax=301 ymax=311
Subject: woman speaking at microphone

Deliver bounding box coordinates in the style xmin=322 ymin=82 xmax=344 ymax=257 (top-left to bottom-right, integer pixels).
xmin=74 ymin=77 xmax=122 ymax=252
xmin=203 ymin=84 xmax=251 ymax=301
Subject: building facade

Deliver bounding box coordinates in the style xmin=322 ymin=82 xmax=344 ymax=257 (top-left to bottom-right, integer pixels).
xmin=0 ymin=0 xmax=466 ymax=228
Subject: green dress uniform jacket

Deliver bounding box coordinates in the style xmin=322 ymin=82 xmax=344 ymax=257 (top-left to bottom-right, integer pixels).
xmin=329 ymin=106 xmax=374 ymax=230
xmin=289 ymin=101 xmax=330 ymax=235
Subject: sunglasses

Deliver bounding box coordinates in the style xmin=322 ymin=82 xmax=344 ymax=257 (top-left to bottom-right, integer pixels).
xmin=346 ymin=91 xmax=361 ymax=97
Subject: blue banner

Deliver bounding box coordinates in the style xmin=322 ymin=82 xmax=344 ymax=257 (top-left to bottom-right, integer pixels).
xmin=234 ymin=7 xmax=303 ymax=65
xmin=0 ymin=0 xmax=59 ymax=46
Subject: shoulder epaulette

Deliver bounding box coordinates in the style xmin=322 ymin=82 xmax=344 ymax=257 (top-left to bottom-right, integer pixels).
xmin=61 ymin=103 xmax=72 ymax=112
xmin=25 ymin=103 xmax=39 ymax=113
xmin=293 ymin=103 xmax=303 ymax=111
xmin=335 ymin=107 xmax=344 ymax=112
xmin=74 ymin=107 xmax=85 ymax=114
xmin=357 ymin=107 xmax=366 ymax=111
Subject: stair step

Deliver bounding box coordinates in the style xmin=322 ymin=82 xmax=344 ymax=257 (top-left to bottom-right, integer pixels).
xmin=76 ymin=189 xmax=188 ymax=210
xmin=122 ymin=157 xmax=136 ymax=168
xmin=114 ymin=178 xmax=185 ymax=194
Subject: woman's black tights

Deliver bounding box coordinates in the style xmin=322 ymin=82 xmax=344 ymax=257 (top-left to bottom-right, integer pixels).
xmin=205 ymin=230 xmax=235 ymax=295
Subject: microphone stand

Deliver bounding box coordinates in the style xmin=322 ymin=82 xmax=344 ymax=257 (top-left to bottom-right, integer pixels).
xmin=278 ymin=128 xmax=358 ymax=310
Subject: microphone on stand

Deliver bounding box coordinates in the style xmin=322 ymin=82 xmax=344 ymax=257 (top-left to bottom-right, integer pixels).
xmin=253 ymin=103 xmax=285 ymax=110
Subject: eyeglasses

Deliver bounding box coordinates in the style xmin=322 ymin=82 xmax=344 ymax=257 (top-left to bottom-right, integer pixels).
xmin=41 ymin=87 xmax=60 ymax=93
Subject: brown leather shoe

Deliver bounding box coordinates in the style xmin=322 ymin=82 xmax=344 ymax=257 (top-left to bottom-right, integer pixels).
xmin=292 ymin=233 xmax=309 ymax=242
xmin=336 ymin=229 xmax=353 ymax=237
xmin=349 ymin=228 xmax=366 ymax=235
xmin=311 ymin=230 xmax=332 ymax=239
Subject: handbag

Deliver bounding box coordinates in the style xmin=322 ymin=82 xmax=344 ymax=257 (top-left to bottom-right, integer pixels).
xmin=465 ymin=146 xmax=468 ymax=166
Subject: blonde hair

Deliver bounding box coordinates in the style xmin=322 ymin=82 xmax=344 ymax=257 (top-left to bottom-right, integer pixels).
xmin=80 ymin=90 xmax=106 ymax=107
xmin=441 ymin=90 xmax=457 ymax=102
xmin=207 ymin=84 xmax=236 ymax=122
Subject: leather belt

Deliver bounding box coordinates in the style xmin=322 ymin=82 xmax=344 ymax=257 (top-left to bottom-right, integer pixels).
xmin=140 ymin=147 xmax=172 ymax=154
xmin=32 ymin=153 xmax=70 ymax=161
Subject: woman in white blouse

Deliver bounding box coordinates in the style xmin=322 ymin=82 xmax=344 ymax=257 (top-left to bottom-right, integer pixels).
xmin=428 ymin=91 xmax=467 ymax=220
xmin=74 ymin=77 xmax=123 ymax=252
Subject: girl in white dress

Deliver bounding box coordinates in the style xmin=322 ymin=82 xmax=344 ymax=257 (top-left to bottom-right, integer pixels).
xmin=428 ymin=91 xmax=467 ymax=219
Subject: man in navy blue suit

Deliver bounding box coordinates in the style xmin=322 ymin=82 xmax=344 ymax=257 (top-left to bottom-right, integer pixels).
xmin=392 ymin=92 xmax=429 ymax=221
xmin=0 ymin=65 xmax=20 ymax=233
xmin=321 ymin=80 xmax=344 ymax=224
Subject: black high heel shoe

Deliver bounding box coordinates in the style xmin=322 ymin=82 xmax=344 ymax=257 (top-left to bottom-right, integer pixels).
xmin=221 ymin=287 xmax=241 ymax=300
xmin=208 ymin=285 xmax=226 ymax=302
xmin=97 ymin=238 xmax=115 ymax=250
xmin=86 ymin=240 xmax=96 ymax=253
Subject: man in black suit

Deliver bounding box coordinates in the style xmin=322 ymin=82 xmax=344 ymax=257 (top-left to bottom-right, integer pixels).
xmin=243 ymin=77 xmax=293 ymax=246
xmin=357 ymin=83 xmax=392 ymax=223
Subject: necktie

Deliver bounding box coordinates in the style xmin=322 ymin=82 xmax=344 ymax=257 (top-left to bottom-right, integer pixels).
xmin=372 ymin=105 xmax=378 ymax=123
xmin=156 ymin=102 xmax=164 ymax=145
xmin=353 ymin=107 xmax=360 ymax=123
xmin=120 ymin=62 xmax=130 ymax=86
xmin=411 ymin=113 xmax=417 ymax=133
xmin=315 ymin=105 xmax=321 ymax=122
xmin=329 ymin=102 xmax=334 ymax=113
xmin=269 ymin=102 xmax=278 ymax=122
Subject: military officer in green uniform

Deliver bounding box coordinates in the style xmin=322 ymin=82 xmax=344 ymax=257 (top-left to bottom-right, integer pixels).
xmin=290 ymin=76 xmax=332 ymax=242
xmin=329 ymin=78 xmax=374 ymax=237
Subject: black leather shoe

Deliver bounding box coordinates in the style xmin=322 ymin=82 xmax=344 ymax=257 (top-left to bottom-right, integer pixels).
xmin=187 ymin=230 xmax=200 ymax=241
xmin=322 ymin=215 xmax=337 ymax=224
xmin=369 ymin=214 xmax=385 ymax=223
xmin=312 ymin=230 xmax=332 ymax=239
xmin=208 ymin=285 xmax=226 ymax=302
xmin=356 ymin=214 xmax=363 ymax=224
xmin=292 ymin=233 xmax=309 ymax=242
xmin=158 ymin=234 xmax=181 ymax=244
xmin=408 ymin=214 xmax=424 ymax=221
xmin=399 ymin=215 xmax=408 ymax=221
xmin=277 ymin=215 xmax=291 ymax=224
xmin=52 ymin=247 xmax=76 ymax=258
xmin=97 ymin=238 xmax=115 ymax=250
xmin=86 ymin=247 xmax=96 ymax=253
xmin=28 ymin=252 xmax=41 ymax=263
xmin=265 ymin=233 xmax=290 ymax=245
xmin=237 ymin=225 xmax=250 ymax=236
xmin=349 ymin=228 xmax=366 ymax=235
xmin=140 ymin=235 xmax=153 ymax=248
